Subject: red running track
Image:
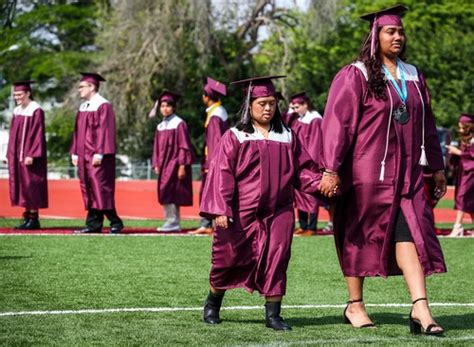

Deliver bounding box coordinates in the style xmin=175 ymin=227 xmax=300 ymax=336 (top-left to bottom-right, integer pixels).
xmin=0 ymin=179 xmax=456 ymax=222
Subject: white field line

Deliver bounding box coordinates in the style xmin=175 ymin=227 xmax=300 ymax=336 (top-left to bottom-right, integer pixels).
xmin=0 ymin=303 xmax=472 ymax=317
xmin=246 ymin=335 xmax=474 ymax=346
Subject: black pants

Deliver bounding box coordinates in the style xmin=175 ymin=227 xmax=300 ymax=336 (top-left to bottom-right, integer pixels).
xmin=86 ymin=208 xmax=123 ymax=230
xmin=298 ymin=210 xmax=317 ymax=231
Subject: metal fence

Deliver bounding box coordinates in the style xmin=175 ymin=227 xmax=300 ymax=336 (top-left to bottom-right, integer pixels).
xmin=0 ymin=161 xmax=203 ymax=181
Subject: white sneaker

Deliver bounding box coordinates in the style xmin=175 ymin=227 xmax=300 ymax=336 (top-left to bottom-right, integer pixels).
xmin=322 ymin=222 xmax=333 ymax=232
xmin=157 ymin=224 xmax=181 ymax=232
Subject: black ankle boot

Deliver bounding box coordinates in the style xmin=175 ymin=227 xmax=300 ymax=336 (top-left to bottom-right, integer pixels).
xmin=23 ymin=212 xmax=40 ymax=230
xmin=14 ymin=211 xmax=30 ymax=230
xmin=265 ymin=302 xmax=291 ymax=331
xmin=203 ymin=291 xmax=224 ymax=324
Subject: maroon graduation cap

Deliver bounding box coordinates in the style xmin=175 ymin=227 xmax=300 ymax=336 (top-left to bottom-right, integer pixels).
xmin=231 ymin=75 xmax=286 ymax=98
xmin=360 ymin=4 xmax=408 ymax=58
xmin=290 ymin=92 xmax=308 ymax=104
xmin=459 ymin=113 xmax=474 ymax=124
xmin=204 ymin=77 xmax=227 ymax=98
xmin=80 ymin=72 xmax=106 ymax=87
xmin=13 ymin=80 xmax=35 ymax=93
xmin=158 ymin=90 xmax=181 ymax=103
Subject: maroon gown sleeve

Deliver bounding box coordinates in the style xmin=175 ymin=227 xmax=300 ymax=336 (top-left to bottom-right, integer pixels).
xmin=152 ymin=130 xmax=159 ymax=168
xmin=24 ymin=109 xmax=46 ymax=158
xmin=417 ymin=72 xmax=444 ymax=172
xmin=70 ymin=111 xmax=80 ymax=155
xmin=206 ymin=116 xmax=226 ymax=164
xmin=305 ymin=117 xmax=322 ymax=165
xmin=292 ymin=133 xmax=321 ymax=194
xmin=461 ymin=143 xmax=474 ymax=171
xmin=321 ymin=65 xmax=365 ymax=172
xmin=95 ymin=103 xmax=116 ymax=155
xmin=199 ymin=130 xmax=239 ymax=219
xmin=177 ymin=122 xmax=194 ymax=165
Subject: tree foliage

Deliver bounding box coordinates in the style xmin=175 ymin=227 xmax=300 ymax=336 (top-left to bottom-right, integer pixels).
xmin=0 ymin=0 xmax=472 ymax=164
xmin=255 ymin=0 xmax=474 ymax=129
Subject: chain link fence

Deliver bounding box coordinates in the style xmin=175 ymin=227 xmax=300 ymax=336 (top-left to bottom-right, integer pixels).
xmin=0 ymin=161 xmax=202 ymax=181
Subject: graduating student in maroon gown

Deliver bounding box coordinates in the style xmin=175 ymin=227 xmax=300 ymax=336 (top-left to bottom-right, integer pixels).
xmin=70 ymin=73 xmax=123 ymax=234
xmin=7 ymin=81 xmax=48 ymax=229
xmin=151 ymin=91 xmax=194 ymax=232
xmin=446 ymin=113 xmax=474 ymax=236
xmin=191 ymin=77 xmax=229 ymax=235
xmin=199 ymin=76 xmax=322 ymax=331
xmin=288 ymin=92 xmax=323 ymax=236
xmin=319 ymin=5 xmax=446 ymax=334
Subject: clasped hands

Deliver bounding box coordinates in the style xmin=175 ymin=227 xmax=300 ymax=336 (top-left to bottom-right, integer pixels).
xmin=319 ymin=170 xmax=341 ymax=198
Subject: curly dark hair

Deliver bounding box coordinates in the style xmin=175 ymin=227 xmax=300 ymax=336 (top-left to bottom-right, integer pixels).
xmin=357 ymin=28 xmax=407 ymax=100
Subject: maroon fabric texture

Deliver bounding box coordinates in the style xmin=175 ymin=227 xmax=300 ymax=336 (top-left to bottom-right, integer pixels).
xmin=322 ymin=63 xmax=446 ymax=277
xmin=71 ymin=102 xmax=117 ymax=210
xmin=7 ymin=108 xmax=48 ymax=209
xmin=281 ymin=110 xmax=299 ymax=128
xmin=454 ymin=142 xmax=474 ymax=212
xmin=152 ymin=117 xmax=194 ymax=206
xmin=292 ymin=114 xmax=323 ymax=212
xmin=200 ymin=129 xmax=321 ymax=296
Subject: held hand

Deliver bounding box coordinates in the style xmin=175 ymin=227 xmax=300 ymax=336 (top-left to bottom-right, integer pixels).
xmin=433 ymin=171 xmax=447 ymax=199
xmin=92 ymin=157 xmax=102 ymax=166
xmin=154 ymin=167 xmax=160 ymax=175
xmin=177 ymin=165 xmax=186 ymax=180
xmin=445 ymin=145 xmax=461 ymax=156
xmin=72 ymin=158 xmax=78 ymax=167
xmin=319 ymin=171 xmax=341 ymax=198
xmin=24 ymin=157 xmax=33 ymax=165
xmin=215 ymin=215 xmax=229 ymax=229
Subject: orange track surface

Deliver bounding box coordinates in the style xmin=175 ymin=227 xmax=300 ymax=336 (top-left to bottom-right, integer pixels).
xmin=0 ymin=179 xmax=456 ymax=222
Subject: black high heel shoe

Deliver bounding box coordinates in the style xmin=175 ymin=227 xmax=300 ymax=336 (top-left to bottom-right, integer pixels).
xmin=409 ymin=298 xmax=444 ymax=336
xmin=343 ymin=299 xmax=375 ymax=328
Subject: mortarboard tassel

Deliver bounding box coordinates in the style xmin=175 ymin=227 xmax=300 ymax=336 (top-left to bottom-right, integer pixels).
xmin=148 ymin=100 xmax=158 ymax=118
xmin=240 ymin=81 xmax=253 ymax=123
xmin=370 ymin=16 xmax=378 ymax=58
xmin=419 ymin=146 xmax=428 ymax=166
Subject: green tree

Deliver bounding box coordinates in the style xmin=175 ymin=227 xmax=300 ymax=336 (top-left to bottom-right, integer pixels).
xmin=255 ymin=0 xmax=473 ymax=128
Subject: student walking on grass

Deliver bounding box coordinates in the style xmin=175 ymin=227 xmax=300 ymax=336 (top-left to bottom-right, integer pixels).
xmin=190 ymin=77 xmax=229 ymax=235
xmin=199 ymin=75 xmax=322 ymax=330
xmin=319 ymin=5 xmax=446 ymax=335
xmin=446 ymin=113 xmax=474 ymax=237
xmin=151 ymin=91 xmax=194 ymax=232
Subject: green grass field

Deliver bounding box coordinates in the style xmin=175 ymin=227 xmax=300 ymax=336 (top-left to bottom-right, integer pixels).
xmin=0 ymin=221 xmax=473 ymax=345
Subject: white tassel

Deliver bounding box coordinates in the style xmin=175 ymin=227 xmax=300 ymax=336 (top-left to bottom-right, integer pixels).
xmin=379 ymin=161 xmax=386 ymax=182
xmin=148 ymin=100 xmax=158 ymax=118
xmin=419 ymin=145 xmax=428 ymax=166
xmin=414 ymin=81 xmax=429 ymax=167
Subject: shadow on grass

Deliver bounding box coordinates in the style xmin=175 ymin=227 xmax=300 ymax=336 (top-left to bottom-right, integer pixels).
xmin=0 ymin=255 xmax=33 ymax=260
xmin=222 ymin=312 xmax=474 ymax=331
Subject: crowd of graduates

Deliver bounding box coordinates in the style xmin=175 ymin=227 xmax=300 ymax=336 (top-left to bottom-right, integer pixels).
xmin=5 ymin=4 xmax=474 ymax=336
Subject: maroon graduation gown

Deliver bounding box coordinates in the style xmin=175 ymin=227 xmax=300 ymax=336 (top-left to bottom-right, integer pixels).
xmin=70 ymin=93 xmax=117 ymax=210
xmin=291 ymin=111 xmax=323 ymax=212
xmin=7 ymin=101 xmax=48 ymax=209
xmin=454 ymin=141 xmax=474 ymax=212
xmin=152 ymin=114 xmax=194 ymax=206
xmin=281 ymin=109 xmax=299 ymax=128
xmin=322 ymin=61 xmax=447 ymax=277
xmin=200 ymin=105 xmax=229 ymax=203
xmin=200 ymin=126 xmax=321 ymax=296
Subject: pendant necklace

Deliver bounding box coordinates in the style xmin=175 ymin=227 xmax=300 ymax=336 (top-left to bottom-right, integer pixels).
xmin=383 ymin=59 xmax=409 ymax=124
